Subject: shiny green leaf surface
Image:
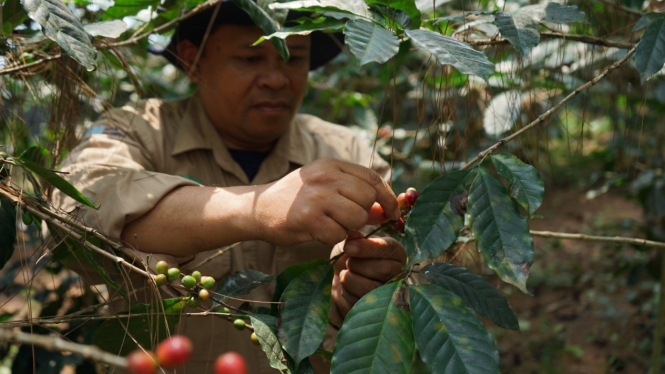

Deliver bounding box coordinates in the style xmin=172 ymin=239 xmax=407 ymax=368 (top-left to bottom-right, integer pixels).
xmin=406 ymin=29 xmax=494 ymax=80
xmin=468 ymin=169 xmax=534 ymax=293
xmin=420 ymin=263 xmax=519 ymax=330
xmin=409 ymin=284 xmax=500 ymax=374
xmin=366 ymin=0 xmax=420 ymax=29
xmin=491 ymin=153 xmax=544 ymax=217
xmin=495 ymin=12 xmax=540 ymax=55
xmin=234 ymin=0 xmax=290 ymax=61
xmin=344 ymin=19 xmax=400 ymax=66
xmin=215 ymin=270 xmax=276 ymax=302
xmin=250 ymin=314 xmax=289 ymax=372
xmin=278 ymin=264 xmax=334 ymax=370
xmin=14 ymin=158 xmax=98 ymax=209
xmin=331 ymin=282 xmax=414 ymax=374
xmin=635 ymin=18 xmax=665 ymax=83
xmin=404 ymin=169 xmax=476 ymax=266
xmin=21 ymin=0 xmax=97 ymax=70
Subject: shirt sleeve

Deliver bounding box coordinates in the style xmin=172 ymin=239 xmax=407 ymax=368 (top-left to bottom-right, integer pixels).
xmin=51 ymin=105 xmax=199 ymax=241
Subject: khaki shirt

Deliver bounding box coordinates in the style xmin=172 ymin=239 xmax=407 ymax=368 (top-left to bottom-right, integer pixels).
xmin=53 ymin=94 xmax=390 ymax=373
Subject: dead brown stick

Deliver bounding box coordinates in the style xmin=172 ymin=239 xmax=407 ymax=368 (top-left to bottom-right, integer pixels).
xmin=0 ymin=328 xmax=127 ymax=368
xmin=457 ymin=229 xmax=665 ymax=249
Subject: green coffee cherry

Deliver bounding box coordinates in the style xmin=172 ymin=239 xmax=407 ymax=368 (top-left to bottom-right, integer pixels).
xmin=200 ymin=276 xmax=215 ymax=290
xmin=155 ymin=274 xmax=167 ymax=286
xmin=250 ymin=333 xmax=260 ymax=346
xmin=187 ymin=296 xmax=199 ymax=308
xmin=198 ymin=289 xmax=210 ymax=302
xmin=219 ymin=307 xmax=230 ymax=314
xmin=155 ymin=261 xmax=169 ymax=275
xmin=167 ymin=268 xmax=180 ymax=282
xmin=191 ymin=271 xmax=201 ymax=283
xmin=181 ymin=275 xmax=197 ymax=289
xmin=233 ymin=319 xmax=246 ymax=331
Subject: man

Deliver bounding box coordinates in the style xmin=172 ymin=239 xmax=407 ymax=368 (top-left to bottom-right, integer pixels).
xmin=53 ymin=2 xmax=407 ymax=372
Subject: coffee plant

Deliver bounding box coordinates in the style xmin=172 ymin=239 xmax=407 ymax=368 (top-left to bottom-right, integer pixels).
xmin=3 ymin=0 xmax=665 ymax=373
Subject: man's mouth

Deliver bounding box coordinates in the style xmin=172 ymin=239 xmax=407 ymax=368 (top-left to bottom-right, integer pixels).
xmin=253 ymin=101 xmax=290 ymax=114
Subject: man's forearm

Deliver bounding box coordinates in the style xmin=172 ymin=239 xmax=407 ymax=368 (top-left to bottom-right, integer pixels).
xmin=120 ymin=185 xmax=262 ymax=256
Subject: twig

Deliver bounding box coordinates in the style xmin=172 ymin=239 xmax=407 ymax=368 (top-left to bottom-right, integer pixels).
xmin=456 ymin=229 xmax=665 ymax=249
xmin=0 ymin=53 xmax=61 ymax=75
xmin=0 ymin=328 xmax=127 ymax=368
xmin=461 ymin=45 xmax=638 ymax=170
xmin=467 ymin=31 xmax=634 ymax=50
xmin=190 ymin=242 xmax=240 ymax=270
xmin=0 ymin=184 xmax=140 ymax=264
xmin=105 ymin=0 xmax=223 ymax=48
xmin=0 ymin=185 xmax=152 ymax=280
xmin=3 ymin=310 xmax=236 ymax=328
xmin=596 ymin=0 xmax=645 ymax=17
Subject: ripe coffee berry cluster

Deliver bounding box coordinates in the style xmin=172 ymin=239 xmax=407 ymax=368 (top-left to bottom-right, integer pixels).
xmin=391 ymin=187 xmax=420 ymax=233
xmin=126 ymin=335 xmax=248 ymax=374
xmin=126 ymin=335 xmax=192 ymax=374
xmin=154 ymin=261 xmax=216 ymax=308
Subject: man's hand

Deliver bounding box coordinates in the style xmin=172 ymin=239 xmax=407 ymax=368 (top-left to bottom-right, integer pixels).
xmin=253 ymin=157 xmax=400 ymax=246
xmin=330 ymin=229 xmax=407 ymax=324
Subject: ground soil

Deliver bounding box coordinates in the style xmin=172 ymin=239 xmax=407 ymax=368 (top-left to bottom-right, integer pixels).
xmin=494 ymin=188 xmax=655 ymax=374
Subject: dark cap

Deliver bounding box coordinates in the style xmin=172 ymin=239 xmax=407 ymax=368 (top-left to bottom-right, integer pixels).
xmin=151 ymin=0 xmax=343 ymax=71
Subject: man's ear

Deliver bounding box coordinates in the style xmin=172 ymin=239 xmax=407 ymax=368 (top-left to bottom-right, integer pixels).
xmin=176 ymin=40 xmax=201 ymax=83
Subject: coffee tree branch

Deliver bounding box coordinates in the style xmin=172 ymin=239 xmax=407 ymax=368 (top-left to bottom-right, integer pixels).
xmin=0 ymin=328 xmax=128 ymax=369
xmin=457 ymin=230 xmax=665 ymax=249
xmin=461 ymin=44 xmax=638 ymax=171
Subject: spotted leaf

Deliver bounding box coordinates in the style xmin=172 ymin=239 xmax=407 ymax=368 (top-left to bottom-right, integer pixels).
xmin=409 ymin=284 xmax=499 ymax=374
xmin=277 ymin=264 xmax=334 ymax=370
xmin=404 ymin=169 xmax=477 ymax=266
xmin=468 ymin=168 xmax=534 ymax=294
xmin=331 ymin=282 xmax=414 ymax=374
xmin=420 ymin=263 xmax=519 ymax=330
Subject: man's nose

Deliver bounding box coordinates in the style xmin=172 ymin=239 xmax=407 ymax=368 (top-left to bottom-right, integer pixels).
xmin=257 ymin=60 xmax=289 ymax=91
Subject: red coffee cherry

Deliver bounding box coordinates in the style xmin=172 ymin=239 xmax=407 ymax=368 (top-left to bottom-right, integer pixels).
xmin=155 ymin=335 xmax=193 ymax=369
xmin=391 ymin=218 xmax=405 ymax=233
xmin=126 ymin=350 xmax=157 ymax=374
xmin=405 ymin=188 xmax=419 ymax=206
xmin=215 ymin=352 xmax=248 ymax=374
xmin=397 ymin=193 xmax=409 ymax=210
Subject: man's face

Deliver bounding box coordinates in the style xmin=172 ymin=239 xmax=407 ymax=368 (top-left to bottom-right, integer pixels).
xmin=186 ymin=25 xmax=311 ymax=151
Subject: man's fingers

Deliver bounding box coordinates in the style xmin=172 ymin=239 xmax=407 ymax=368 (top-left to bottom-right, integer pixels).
xmin=346 ymin=258 xmax=404 ymax=282
xmin=332 ymin=273 xmax=357 ymax=316
xmin=339 ymin=269 xmax=383 ymax=298
xmin=326 ymin=195 xmax=369 ymax=233
xmin=344 ymin=236 xmax=407 ymax=262
xmin=367 ymin=203 xmax=388 ymax=225
xmin=335 ymin=161 xmax=399 ymax=220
